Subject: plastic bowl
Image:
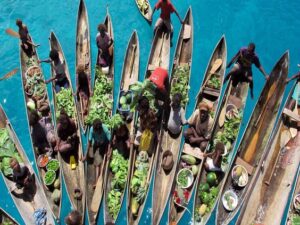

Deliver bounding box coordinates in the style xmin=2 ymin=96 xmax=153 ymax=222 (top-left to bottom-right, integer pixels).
xmin=37 ymin=154 xmax=49 ymax=168
xmin=44 ymin=170 xmax=56 ymax=186
xmin=176 ymin=168 xmax=194 ymax=189
xmin=46 ymin=159 xmax=60 ymax=172
xmin=222 ymin=190 xmax=238 ymax=211
xmin=231 ymin=165 xmax=248 ymax=187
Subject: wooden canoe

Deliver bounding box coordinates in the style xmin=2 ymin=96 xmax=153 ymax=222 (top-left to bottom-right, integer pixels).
xmin=103 ymin=31 xmax=140 ymax=224
xmin=135 ymin=0 xmax=153 ymax=23
xmin=49 ymin=31 xmax=85 ymax=224
xmin=152 ymin=7 xmax=193 ymax=225
xmin=19 ymin=35 xmax=61 ymax=220
xmin=127 ymin=26 xmax=170 ymax=225
xmin=75 ymin=0 xmax=91 ymax=133
xmin=237 ymin=81 xmax=300 ymax=225
xmin=86 ymin=10 xmax=114 ymax=224
xmin=0 ymin=105 xmax=55 ymax=224
xmin=215 ymin=51 xmax=289 ymax=225
xmin=168 ymin=35 xmax=227 ymax=224
xmin=0 ymin=207 xmax=18 ymax=225
xmin=193 ymin=81 xmax=249 ymax=224
xmin=284 ymin=166 xmax=300 ymax=225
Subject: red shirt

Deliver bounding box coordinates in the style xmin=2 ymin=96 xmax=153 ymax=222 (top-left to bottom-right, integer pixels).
xmin=155 ymin=0 xmax=175 ymax=20
xmin=149 ymin=67 xmax=168 ymax=91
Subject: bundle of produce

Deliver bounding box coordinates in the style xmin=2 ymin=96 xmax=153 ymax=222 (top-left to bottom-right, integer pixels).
xmin=0 ymin=128 xmax=22 ymax=176
xmin=207 ymin=74 xmax=221 ymax=90
xmin=109 ymin=114 xmax=124 ymax=130
xmin=25 ymin=66 xmax=46 ymax=100
xmin=136 ymin=0 xmax=149 ymax=15
xmin=85 ymin=67 xmax=113 ymax=125
xmin=170 ymin=64 xmax=190 ymax=106
xmin=55 ymin=88 xmax=75 ymax=119
xmin=107 ymin=150 xmax=129 ymax=219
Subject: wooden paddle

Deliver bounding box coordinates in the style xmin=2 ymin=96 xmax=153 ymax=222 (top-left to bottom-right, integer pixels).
xmin=5 ymin=28 xmax=20 ymax=38
xmin=218 ymin=81 xmax=233 ymax=127
xmin=0 ymin=68 xmax=19 ymax=81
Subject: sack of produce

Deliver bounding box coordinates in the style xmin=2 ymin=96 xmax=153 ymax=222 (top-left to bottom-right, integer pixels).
xmin=139 ymin=129 xmax=153 ymax=152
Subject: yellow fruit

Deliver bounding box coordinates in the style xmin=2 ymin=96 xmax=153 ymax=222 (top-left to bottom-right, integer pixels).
xmin=235 ymin=167 xmax=243 ymax=176
xmin=199 ymin=204 xmax=207 ymax=216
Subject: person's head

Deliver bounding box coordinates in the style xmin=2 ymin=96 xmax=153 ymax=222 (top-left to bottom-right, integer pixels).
xmin=64 ymin=210 xmax=82 ymax=225
xmin=137 ymin=96 xmax=150 ymax=114
xmin=215 ymin=142 xmax=225 ymax=154
xmin=247 ymin=43 xmax=256 ymax=53
xmin=10 ymin=158 xmax=20 ymax=173
xmin=49 ymin=50 xmax=59 ymax=61
xmin=16 ymin=19 xmax=23 ymax=28
xmin=58 ymin=110 xmax=70 ymax=129
xmin=98 ymin=24 xmax=107 ymax=34
xmin=40 ymin=105 xmax=50 ymax=117
xmin=77 ymin=64 xmax=87 ymax=83
xmin=29 ymin=110 xmax=40 ymax=126
xmin=172 ymin=93 xmax=182 ymax=108
xmin=198 ymin=101 xmax=210 ymax=122
xmin=115 ymin=123 xmax=129 ymax=137
xmin=93 ymin=119 xmax=103 ymax=134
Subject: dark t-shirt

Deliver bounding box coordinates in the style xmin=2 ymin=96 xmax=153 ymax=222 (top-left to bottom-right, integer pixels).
xmin=237 ymin=47 xmax=261 ymax=69
xmin=57 ymin=119 xmax=76 ymax=141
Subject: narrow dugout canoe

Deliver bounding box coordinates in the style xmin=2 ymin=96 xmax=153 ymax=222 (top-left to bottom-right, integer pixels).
xmin=135 ymin=0 xmax=153 ymax=23
xmin=49 ymin=31 xmax=85 ymax=224
xmin=168 ymin=35 xmax=227 ymax=224
xmin=152 ymin=7 xmax=193 ymax=225
xmin=0 ymin=105 xmax=55 ymax=224
xmin=103 ymin=31 xmax=140 ymax=224
xmin=0 ymin=207 xmax=19 ymax=225
xmin=75 ymin=0 xmax=92 ymax=133
xmin=238 ymin=80 xmax=300 ymax=225
xmin=215 ymin=51 xmax=289 ymax=225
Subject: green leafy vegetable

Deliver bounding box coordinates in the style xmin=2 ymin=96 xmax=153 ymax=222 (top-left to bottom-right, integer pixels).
xmin=55 ymin=88 xmax=75 ymax=119
xmin=46 ymin=159 xmax=60 ymax=171
xmin=207 ymin=74 xmax=221 ymax=89
xmin=44 ymin=170 xmax=56 ymax=186
xmin=170 ymin=65 xmax=190 ymax=106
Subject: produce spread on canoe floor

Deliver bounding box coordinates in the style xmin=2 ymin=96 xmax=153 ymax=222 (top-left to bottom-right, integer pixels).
xmin=2 ymin=1 xmax=300 ymax=225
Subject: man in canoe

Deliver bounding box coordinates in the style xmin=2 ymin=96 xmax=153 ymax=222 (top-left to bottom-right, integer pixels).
xmin=184 ymin=101 xmax=213 ymax=151
xmin=151 ymin=0 xmax=183 ymax=40
xmin=16 ymin=19 xmax=38 ymax=57
xmin=96 ymin=24 xmax=113 ymax=68
xmin=39 ymin=49 xmax=69 ymax=92
xmin=10 ymin=158 xmax=34 ymax=190
xmin=111 ymin=124 xmax=131 ymax=158
xmin=82 ymin=119 xmax=111 ymax=186
xmin=76 ymin=64 xmax=91 ymax=115
xmin=224 ymin=43 xmax=269 ymax=99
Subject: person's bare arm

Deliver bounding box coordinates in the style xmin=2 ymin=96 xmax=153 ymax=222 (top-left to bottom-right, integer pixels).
xmin=150 ymin=7 xmax=157 ymax=22
xmin=286 ymin=72 xmax=300 ymax=83
xmin=258 ymin=65 xmax=269 ymax=80
xmin=174 ymin=10 xmax=183 ymax=24
xmin=227 ymin=51 xmax=240 ymax=68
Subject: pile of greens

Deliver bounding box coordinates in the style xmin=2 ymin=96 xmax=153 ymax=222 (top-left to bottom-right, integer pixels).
xmin=2 ymin=216 xmax=15 ymax=225
xmin=130 ymin=151 xmax=150 ymax=215
xmin=55 ymin=88 xmax=75 ymax=119
xmin=85 ymin=67 xmax=113 ymax=126
xmin=109 ymin=114 xmax=124 ymax=130
xmin=0 ymin=128 xmax=22 ymax=176
xmin=207 ymin=74 xmax=221 ymax=90
xmin=136 ymin=0 xmax=149 ymax=15
xmin=107 ymin=150 xmax=129 ymax=219
xmin=25 ymin=67 xmax=46 ymax=100
xmin=170 ymin=65 xmax=190 ymax=106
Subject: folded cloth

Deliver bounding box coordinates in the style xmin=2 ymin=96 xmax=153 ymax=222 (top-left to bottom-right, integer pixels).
xmin=33 ymin=208 xmax=47 ymax=225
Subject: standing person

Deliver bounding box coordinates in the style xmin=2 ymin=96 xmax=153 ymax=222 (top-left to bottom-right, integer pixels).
xmin=82 ymin=119 xmax=111 ymax=186
xmin=96 ymin=24 xmax=113 ymax=67
xmin=39 ymin=49 xmax=69 ymax=93
xmin=224 ymin=43 xmax=269 ymax=99
xmin=286 ymin=65 xmax=300 ymax=110
xmin=64 ymin=210 xmax=82 ymax=225
xmin=151 ymin=0 xmax=183 ymax=39
xmin=76 ymin=64 xmax=91 ymax=115
xmin=16 ymin=19 xmax=38 ymax=57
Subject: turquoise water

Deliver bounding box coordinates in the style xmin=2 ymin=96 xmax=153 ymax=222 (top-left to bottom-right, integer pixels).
xmin=1 ymin=0 xmax=300 ymax=224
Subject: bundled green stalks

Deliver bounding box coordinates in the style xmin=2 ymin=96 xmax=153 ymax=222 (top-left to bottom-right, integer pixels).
xmin=207 ymin=74 xmax=221 ymax=89
xmin=85 ymin=67 xmax=113 ymax=126
xmin=170 ymin=65 xmax=190 ymax=106
xmin=55 ymin=88 xmax=75 ymax=119
xmin=137 ymin=0 xmax=149 ymax=15
xmin=107 ymin=150 xmax=129 ymax=219
xmin=0 ymin=128 xmax=22 ymax=176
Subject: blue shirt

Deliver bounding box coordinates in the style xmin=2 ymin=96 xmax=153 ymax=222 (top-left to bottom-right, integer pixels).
xmin=88 ymin=125 xmax=111 ymax=145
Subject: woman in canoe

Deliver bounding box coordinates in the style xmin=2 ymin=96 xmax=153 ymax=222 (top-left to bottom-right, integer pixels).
xmin=76 ymin=64 xmax=91 ymax=115
xmin=111 ymin=123 xmax=131 ymax=158
xmin=96 ymin=24 xmax=113 ymax=67
xmin=224 ymin=43 xmax=269 ymax=99
xmin=184 ymin=101 xmax=213 ymax=151
xmin=10 ymin=158 xmax=34 ymax=190
xmin=55 ymin=110 xmax=78 ymax=153
xmin=39 ymin=49 xmax=69 ymax=92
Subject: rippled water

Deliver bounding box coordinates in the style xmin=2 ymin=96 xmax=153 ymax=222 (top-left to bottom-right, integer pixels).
xmin=1 ymin=0 xmax=300 ymax=224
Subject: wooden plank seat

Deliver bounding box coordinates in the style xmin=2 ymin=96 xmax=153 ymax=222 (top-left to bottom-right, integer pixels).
xmin=236 ymin=156 xmax=254 ymax=175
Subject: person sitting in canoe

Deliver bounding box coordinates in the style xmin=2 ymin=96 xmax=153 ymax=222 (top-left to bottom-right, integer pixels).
xmin=204 ymin=142 xmax=224 ymax=172
xmin=286 ymin=66 xmax=300 ymax=110
xmin=39 ymin=49 xmax=69 ymax=92
xmin=111 ymin=123 xmax=131 ymax=158
xmin=10 ymin=158 xmax=34 ymax=189
xmin=96 ymin=24 xmax=113 ymax=68
xmin=184 ymin=101 xmax=213 ymax=151
xmin=76 ymin=64 xmax=91 ymax=115
xmin=29 ymin=109 xmax=56 ymax=154
xmin=224 ymin=43 xmax=269 ymax=99
xmin=82 ymin=119 xmax=111 ymax=186
xmin=65 ymin=210 xmax=82 ymax=225
xmin=134 ymin=96 xmax=158 ymax=152
xmin=16 ymin=19 xmax=38 ymax=57
xmin=55 ymin=110 xmax=78 ymax=153
xmin=151 ymin=0 xmax=183 ymax=40
xmin=167 ymin=93 xmax=187 ymax=136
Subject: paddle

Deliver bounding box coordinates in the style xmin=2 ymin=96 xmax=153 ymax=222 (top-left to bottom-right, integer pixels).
xmin=0 ymin=68 xmax=19 ymax=81
xmin=5 ymin=28 xmax=40 ymax=47
xmin=218 ymin=81 xmax=233 ymax=127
